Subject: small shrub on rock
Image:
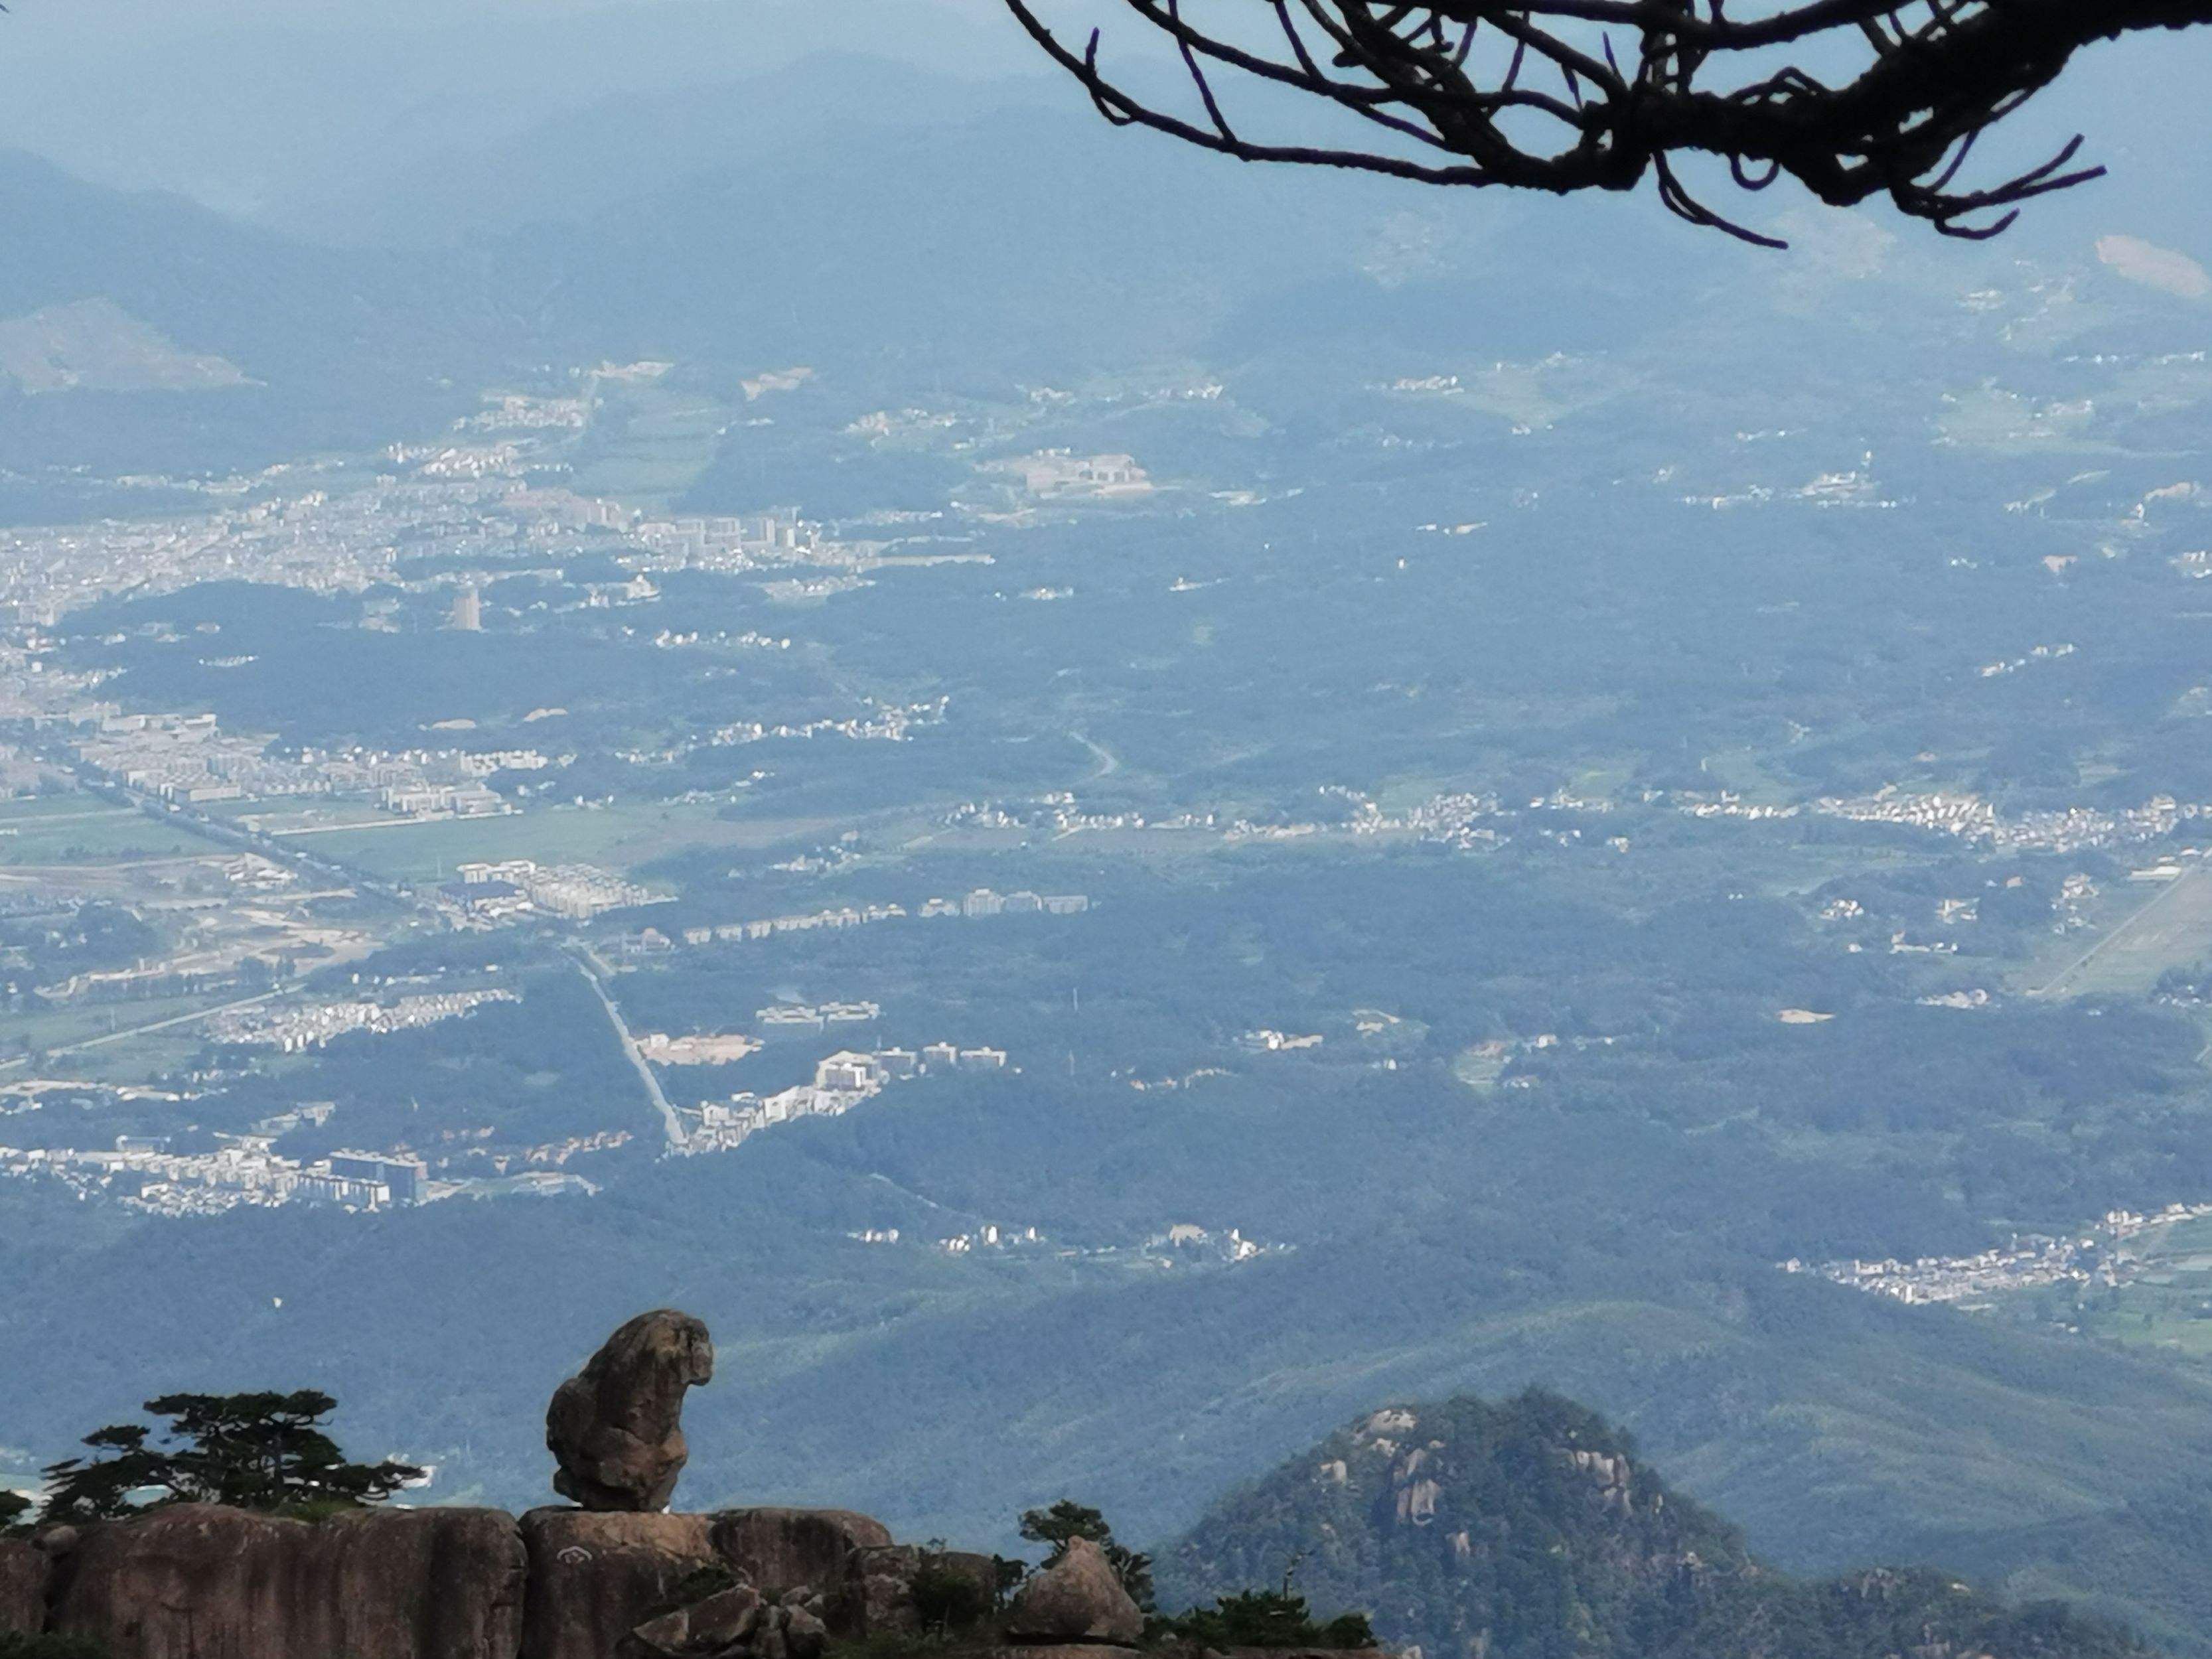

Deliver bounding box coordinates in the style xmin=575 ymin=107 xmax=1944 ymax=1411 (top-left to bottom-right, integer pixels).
xmin=909 ymin=1558 xmax=993 ymax=1634
xmin=1157 ymin=1588 xmax=1377 ymax=1650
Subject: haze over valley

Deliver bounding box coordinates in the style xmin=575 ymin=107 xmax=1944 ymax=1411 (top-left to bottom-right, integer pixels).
xmin=6 ymin=6 xmax=2212 ymax=1656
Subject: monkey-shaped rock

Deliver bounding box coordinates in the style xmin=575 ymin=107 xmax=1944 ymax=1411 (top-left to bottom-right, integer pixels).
xmin=546 ymin=1310 xmax=714 ymax=1512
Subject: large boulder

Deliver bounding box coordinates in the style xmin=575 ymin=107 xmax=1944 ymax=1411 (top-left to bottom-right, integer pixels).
xmin=521 ymin=1508 xmax=722 ymax=1659
xmin=709 ymin=1508 xmax=891 ymax=1598
xmin=0 ymin=1538 xmax=46 ymax=1634
xmin=1003 ymin=1538 xmax=1143 ymax=1648
xmin=48 ymin=1503 xmax=524 ymax=1659
xmin=547 ymin=1309 xmax=714 ymax=1512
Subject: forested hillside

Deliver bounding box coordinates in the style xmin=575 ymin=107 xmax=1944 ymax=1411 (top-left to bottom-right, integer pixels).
xmin=1160 ymin=1390 xmax=2146 ymax=1659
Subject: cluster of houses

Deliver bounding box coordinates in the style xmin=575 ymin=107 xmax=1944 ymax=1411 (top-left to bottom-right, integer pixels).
xmin=688 ymin=1043 xmax=1008 ymax=1153
xmin=613 ymin=888 xmax=1090 ymax=955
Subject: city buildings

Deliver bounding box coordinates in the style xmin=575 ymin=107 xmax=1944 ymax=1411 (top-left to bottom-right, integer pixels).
xmin=453 ymin=860 xmax=665 ymax=920
xmin=0 ymin=1134 xmax=434 ymax=1216
xmin=688 ymin=1043 xmax=1011 ymax=1154
xmin=326 ymin=1150 xmax=430 ymax=1205
xmin=990 ymin=451 xmax=1153 ymax=499
xmin=208 ymin=989 xmax=516 ymax=1052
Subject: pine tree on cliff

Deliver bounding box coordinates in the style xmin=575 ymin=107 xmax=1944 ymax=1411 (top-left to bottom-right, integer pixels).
xmin=37 ymin=1391 xmax=423 ymax=1526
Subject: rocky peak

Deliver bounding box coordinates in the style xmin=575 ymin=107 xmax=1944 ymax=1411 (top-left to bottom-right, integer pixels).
xmin=1157 ymin=1387 xmax=2148 ymax=1659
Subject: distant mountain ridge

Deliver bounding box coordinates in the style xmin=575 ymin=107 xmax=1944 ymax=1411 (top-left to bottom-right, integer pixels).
xmin=0 ymin=149 xmax=526 ymax=477
xmin=0 ymin=50 xmax=2201 ymax=490
xmin=1158 ymin=1390 xmax=2144 ymax=1659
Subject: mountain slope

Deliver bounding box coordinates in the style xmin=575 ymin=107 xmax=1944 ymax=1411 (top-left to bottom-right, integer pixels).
xmin=0 ymin=151 xmax=528 ymax=481
xmin=1158 ymin=1390 xmax=2146 ymax=1659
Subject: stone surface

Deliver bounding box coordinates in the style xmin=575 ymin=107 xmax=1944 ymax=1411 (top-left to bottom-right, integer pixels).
xmin=625 ymin=1608 xmax=696 ymax=1659
xmin=625 ymin=1583 xmax=760 ymax=1658
xmin=624 ymin=1596 xmax=826 ymax=1659
xmin=0 ymin=1538 xmax=47 ymax=1635
xmin=783 ymin=1603 xmax=828 ymax=1659
xmin=832 ymin=1544 xmax=921 ymax=1640
xmin=521 ymin=1508 xmax=723 ymax=1659
xmin=1002 ymin=1538 xmax=1143 ymax=1647
xmin=48 ymin=1502 xmax=524 ymax=1659
xmin=710 ymin=1506 xmax=891 ymax=1597
xmin=684 ymin=1585 xmax=765 ymax=1650
xmin=548 ymin=1309 xmax=714 ymax=1512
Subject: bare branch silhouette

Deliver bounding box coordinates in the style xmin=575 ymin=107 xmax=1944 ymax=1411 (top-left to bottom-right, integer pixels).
xmin=999 ymin=1 xmax=2211 ymax=244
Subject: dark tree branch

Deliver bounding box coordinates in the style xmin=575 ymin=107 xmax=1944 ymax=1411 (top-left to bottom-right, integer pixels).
xmin=1000 ymin=0 xmax=2212 ymax=244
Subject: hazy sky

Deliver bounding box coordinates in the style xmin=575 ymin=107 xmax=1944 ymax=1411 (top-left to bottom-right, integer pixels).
xmin=0 ymin=0 xmax=2203 ymax=258
xmin=0 ymin=0 xmax=1039 ymax=214
xmin=0 ymin=0 xmax=1014 ymax=29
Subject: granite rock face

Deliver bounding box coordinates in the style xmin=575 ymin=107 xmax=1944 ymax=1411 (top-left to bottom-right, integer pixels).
xmin=711 ymin=1507 xmax=892 ymax=1599
xmin=625 ymin=1582 xmax=761 ymax=1658
xmin=623 ymin=1587 xmax=831 ymax=1659
xmin=520 ymin=1508 xmax=723 ymax=1659
xmin=547 ymin=1309 xmax=715 ymax=1512
xmin=0 ymin=1538 xmax=47 ymax=1635
xmin=516 ymin=1504 xmax=901 ymax=1659
xmin=1003 ymin=1538 xmax=1144 ymax=1648
xmin=47 ymin=1502 xmax=524 ymax=1659
xmin=782 ymin=1601 xmax=829 ymax=1659
xmin=11 ymin=1496 xmax=992 ymax=1659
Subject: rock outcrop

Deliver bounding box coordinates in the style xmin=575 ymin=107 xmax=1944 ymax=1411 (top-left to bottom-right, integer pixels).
xmin=11 ymin=1309 xmax=1019 ymax=1659
xmin=626 ymin=1582 xmax=762 ymax=1658
xmin=46 ymin=1502 xmax=524 ymax=1659
xmin=0 ymin=1538 xmax=47 ymax=1635
xmin=516 ymin=1504 xmax=909 ymax=1659
xmin=19 ymin=1498 xmax=921 ymax=1659
xmin=547 ymin=1309 xmax=715 ymax=1512
xmin=625 ymin=1585 xmax=829 ymax=1659
xmin=782 ymin=1599 xmax=831 ymax=1659
xmin=1003 ymin=1538 xmax=1143 ymax=1648
xmin=711 ymin=1508 xmax=893 ymax=1601
xmin=519 ymin=1508 xmax=721 ymax=1659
